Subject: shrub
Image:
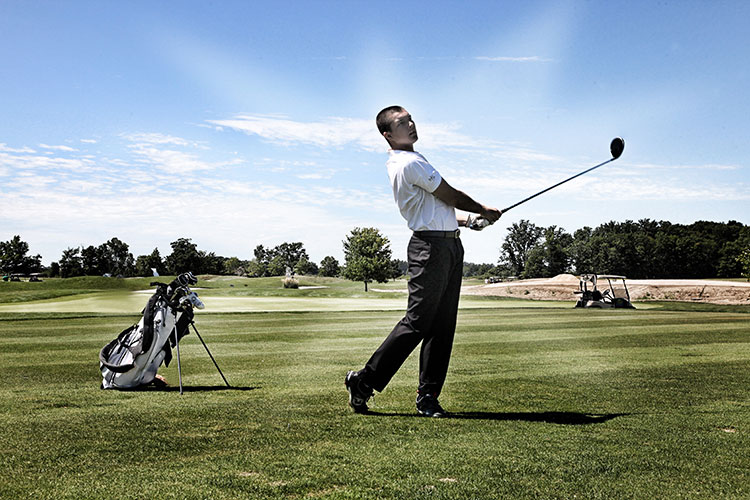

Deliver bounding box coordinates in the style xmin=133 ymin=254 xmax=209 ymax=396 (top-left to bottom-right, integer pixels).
xmin=282 ymin=277 xmax=299 ymax=289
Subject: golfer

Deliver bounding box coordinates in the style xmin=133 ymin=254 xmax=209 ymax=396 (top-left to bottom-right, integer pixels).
xmin=345 ymin=106 xmax=502 ymax=417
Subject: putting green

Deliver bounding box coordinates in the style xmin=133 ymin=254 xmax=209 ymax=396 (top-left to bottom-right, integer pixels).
xmin=0 ymin=290 xmax=567 ymax=313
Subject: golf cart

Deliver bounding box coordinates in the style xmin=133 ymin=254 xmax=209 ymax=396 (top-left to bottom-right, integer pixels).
xmin=574 ymin=274 xmax=635 ymax=309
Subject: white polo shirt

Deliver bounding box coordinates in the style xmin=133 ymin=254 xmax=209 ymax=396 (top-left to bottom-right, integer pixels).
xmin=386 ymin=150 xmax=458 ymax=232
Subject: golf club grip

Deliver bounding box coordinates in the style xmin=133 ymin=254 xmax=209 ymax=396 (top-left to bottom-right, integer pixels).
xmin=502 ymin=157 xmax=614 ymax=213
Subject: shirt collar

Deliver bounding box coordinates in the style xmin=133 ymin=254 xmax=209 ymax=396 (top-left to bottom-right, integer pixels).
xmin=389 ymin=149 xmax=424 ymax=159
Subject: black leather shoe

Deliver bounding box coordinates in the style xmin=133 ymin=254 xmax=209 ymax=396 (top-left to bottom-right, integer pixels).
xmin=345 ymin=370 xmax=373 ymax=413
xmin=416 ymin=393 xmax=447 ymax=418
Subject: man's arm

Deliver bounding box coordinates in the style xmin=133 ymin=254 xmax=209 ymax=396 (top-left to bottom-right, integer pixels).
xmin=432 ymin=179 xmax=502 ymax=224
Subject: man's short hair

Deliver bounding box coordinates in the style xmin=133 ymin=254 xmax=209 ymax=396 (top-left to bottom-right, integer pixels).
xmin=376 ymin=106 xmax=405 ymax=135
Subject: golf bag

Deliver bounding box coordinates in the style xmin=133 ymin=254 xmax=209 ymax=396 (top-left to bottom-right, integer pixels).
xmin=99 ymin=272 xmax=203 ymax=389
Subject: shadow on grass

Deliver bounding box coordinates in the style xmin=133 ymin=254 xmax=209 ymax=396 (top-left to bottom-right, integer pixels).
xmin=366 ymin=410 xmax=627 ymax=425
xmin=120 ymin=385 xmax=260 ymax=393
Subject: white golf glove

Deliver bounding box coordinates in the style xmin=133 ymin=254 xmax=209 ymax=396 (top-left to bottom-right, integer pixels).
xmin=466 ymin=214 xmax=492 ymax=231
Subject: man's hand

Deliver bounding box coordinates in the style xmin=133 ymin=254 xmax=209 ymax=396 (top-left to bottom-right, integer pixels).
xmin=433 ymin=181 xmax=502 ymax=220
xmin=432 ymin=180 xmax=503 ymax=230
xmin=466 ymin=211 xmax=497 ymax=231
xmin=480 ymin=206 xmax=502 ymax=224
xmin=465 ymin=214 xmax=490 ymax=231
xmin=465 ymin=208 xmax=503 ymax=231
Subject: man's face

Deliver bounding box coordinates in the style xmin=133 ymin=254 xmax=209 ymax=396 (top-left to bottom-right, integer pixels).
xmin=384 ymin=110 xmax=418 ymax=150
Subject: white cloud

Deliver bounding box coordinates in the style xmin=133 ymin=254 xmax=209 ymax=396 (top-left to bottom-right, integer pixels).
xmin=0 ymin=151 xmax=97 ymax=172
xmin=630 ymin=162 xmax=740 ymax=171
xmin=297 ymin=173 xmax=330 ymax=180
xmin=124 ymin=132 xmax=237 ymax=174
xmin=0 ymin=143 xmax=35 ymax=153
xmin=80 ymin=139 xmax=98 ymax=144
xmin=122 ymin=133 xmax=210 ymax=152
xmin=581 ymin=177 xmax=750 ymax=202
xmin=39 ymin=143 xmax=78 ymax=152
xmin=128 ymin=145 xmax=217 ymax=173
xmin=208 ymin=115 xmax=381 ymax=150
xmin=474 ymin=56 xmax=552 ymax=62
xmin=208 ymin=114 xmax=499 ymax=152
xmin=2 ymin=122 xmax=746 ymax=268
xmin=0 ymin=178 xmax=392 ymax=266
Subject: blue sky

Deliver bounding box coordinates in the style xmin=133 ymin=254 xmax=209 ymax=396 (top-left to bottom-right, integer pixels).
xmin=1 ymin=1 xmax=748 ymax=266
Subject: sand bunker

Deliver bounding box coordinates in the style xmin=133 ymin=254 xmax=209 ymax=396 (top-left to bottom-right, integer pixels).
xmin=463 ymin=275 xmax=750 ymax=305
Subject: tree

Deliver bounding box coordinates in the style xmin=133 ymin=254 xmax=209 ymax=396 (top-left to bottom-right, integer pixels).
xmin=568 ymin=226 xmax=594 ymax=274
xmin=267 ymin=254 xmax=287 ymax=277
xmin=341 ymin=227 xmax=393 ymax=291
xmin=165 ymin=238 xmax=202 ymax=275
xmin=251 ymin=242 xmax=309 ymax=276
xmin=59 ymin=247 xmax=83 ymax=278
xmin=245 ymin=258 xmax=266 ymax=277
xmin=101 ymin=237 xmax=135 ymax=276
xmin=535 ymin=226 xmax=573 ymax=278
xmin=0 ymin=235 xmax=42 ymax=275
xmin=391 ymin=259 xmax=408 ymax=279
xmin=135 ymin=248 xmax=164 ymax=277
xmin=274 ymin=242 xmax=309 ymax=272
xmin=319 ymin=256 xmax=340 ymax=277
xmin=253 ymin=245 xmax=270 ymax=277
xmin=463 ymin=262 xmax=500 ymax=278
xmin=81 ymin=245 xmax=106 ymax=275
xmin=78 ymin=238 xmax=135 ymax=276
xmin=199 ymin=251 xmax=226 ymax=275
xmin=294 ymin=256 xmax=319 ymax=275
xmin=498 ymin=220 xmax=543 ymax=276
xmin=49 ymin=262 xmax=60 ymax=278
xmin=521 ymin=226 xmax=573 ymax=279
xmin=739 ymin=247 xmax=750 ymax=282
xmin=386 ymin=259 xmax=406 ymax=280
xmin=223 ymin=257 xmax=247 ymax=276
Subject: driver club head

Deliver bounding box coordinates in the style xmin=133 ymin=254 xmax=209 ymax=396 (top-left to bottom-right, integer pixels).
xmin=610 ymin=137 xmax=625 ymax=159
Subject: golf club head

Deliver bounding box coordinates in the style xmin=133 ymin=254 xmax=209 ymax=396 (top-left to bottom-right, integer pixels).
xmin=610 ymin=137 xmax=625 ymax=159
xmin=177 ymin=271 xmax=198 ymax=286
xmin=187 ymin=291 xmax=205 ymax=309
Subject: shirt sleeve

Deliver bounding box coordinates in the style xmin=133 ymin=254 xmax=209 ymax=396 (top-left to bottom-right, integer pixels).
xmin=403 ymin=158 xmax=442 ymax=193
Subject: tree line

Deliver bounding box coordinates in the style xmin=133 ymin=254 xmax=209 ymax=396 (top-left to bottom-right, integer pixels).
xmin=0 ymin=229 xmax=407 ymax=290
xmin=2 ymin=219 xmax=749 ymax=284
xmin=496 ymin=219 xmax=750 ymax=280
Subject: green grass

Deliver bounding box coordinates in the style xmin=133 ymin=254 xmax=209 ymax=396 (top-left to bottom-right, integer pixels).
xmin=1 ymin=299 xmax=749 ymax=499
xmin=0 ymin=276 xmax=159 ymax=303
xmin=0 ymin=276 xmax=577 ymax=315
xmin=0 ymin=275 xmax=409 ymax=304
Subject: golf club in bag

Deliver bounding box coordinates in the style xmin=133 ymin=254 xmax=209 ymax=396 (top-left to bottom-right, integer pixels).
xmin=99 ymin=271 xmax=229 ymax=394
xmin=467 ymin=137 xmax=625 ymax=230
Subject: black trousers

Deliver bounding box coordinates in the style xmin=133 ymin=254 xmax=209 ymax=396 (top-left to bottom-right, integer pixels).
xmin=362 ymin=233 xmax=464 ymax=396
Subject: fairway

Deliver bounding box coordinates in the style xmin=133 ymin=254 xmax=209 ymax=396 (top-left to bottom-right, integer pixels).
xmin=1 ymin=302 xmax=749 ymax=499
xmin=0 ymin=291 xmax=565 ymax=314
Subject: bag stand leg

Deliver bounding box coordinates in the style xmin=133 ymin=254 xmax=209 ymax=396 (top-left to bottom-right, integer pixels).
xmin=191 ymin=321 xmax=230 ymax=388
xmin=173 ymin=325 xmax=183 ymax=395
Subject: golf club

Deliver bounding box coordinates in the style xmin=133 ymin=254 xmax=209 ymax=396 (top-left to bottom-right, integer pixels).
xmin=502 ymin=137 xmax=625 ymax=213
xmin=173 ymin=323 xmax=183 ymax=395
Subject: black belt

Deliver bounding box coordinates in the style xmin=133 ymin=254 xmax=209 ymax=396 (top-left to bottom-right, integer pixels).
xmin=414 ymin=229 xmax=460 ymax=239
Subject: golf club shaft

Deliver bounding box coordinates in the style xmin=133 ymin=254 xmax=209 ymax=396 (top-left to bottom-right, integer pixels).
xmin=502 ymin=157 xmax=614 ymax=213
xmin=191 ymin=322 xmax=230 ymax=387
xmin=174 ymin=326 xmax=183 ymax=395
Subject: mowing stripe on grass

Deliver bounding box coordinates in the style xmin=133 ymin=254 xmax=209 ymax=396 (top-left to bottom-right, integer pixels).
xmin=1 ymin=306 xmax=748 ymax=498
